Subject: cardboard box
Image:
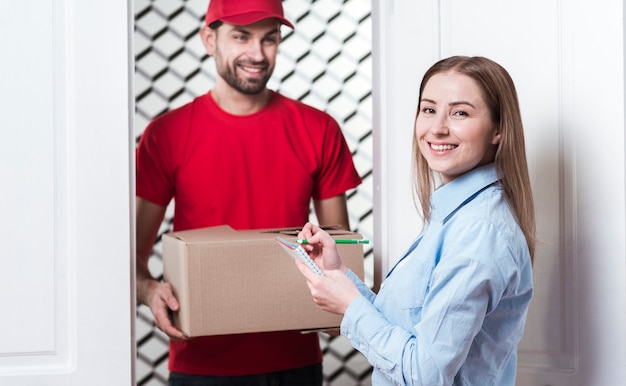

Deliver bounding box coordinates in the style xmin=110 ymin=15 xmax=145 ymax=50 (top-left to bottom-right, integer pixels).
xmin=162 ymin=225 xmax=365 ymax=337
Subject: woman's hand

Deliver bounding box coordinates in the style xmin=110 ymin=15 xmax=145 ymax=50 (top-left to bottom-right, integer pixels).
xmin=297 ymin=222 xmax=347 ymax=272
xmin=295 ymin=260 xmax=361 ymax=315
xmin=295 ymin=222 xmax=360 ymax=315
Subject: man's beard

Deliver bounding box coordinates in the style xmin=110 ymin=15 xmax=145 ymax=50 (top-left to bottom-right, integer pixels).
xmin=217 ymin=59 xmax=272 ymax=95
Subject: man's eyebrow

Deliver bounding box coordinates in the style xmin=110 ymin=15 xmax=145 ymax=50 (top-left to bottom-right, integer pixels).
xmin=231 ymin=26 xmax=281 ymax=37
xmin=231 ymin=27 xmax=252 ymax=35
xmin=264 ymin=27 xmax=281 ymax=37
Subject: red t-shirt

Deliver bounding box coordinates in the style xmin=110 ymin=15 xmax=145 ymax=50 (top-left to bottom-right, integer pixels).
xmin=136 ymin=91 xmax=362 ymax=376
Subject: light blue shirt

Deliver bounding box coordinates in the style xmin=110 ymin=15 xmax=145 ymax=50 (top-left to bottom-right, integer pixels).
xmin=341 ymin=163 xmax=533 ymax=385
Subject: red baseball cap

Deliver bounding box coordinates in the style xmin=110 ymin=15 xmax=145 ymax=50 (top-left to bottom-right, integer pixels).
xmin=205 ymin=0 xmax=295 ymax=29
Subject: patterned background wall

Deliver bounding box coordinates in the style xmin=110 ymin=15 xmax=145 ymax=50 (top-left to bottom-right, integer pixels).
xmin=134 ymin=1 xmax=374 ymax=385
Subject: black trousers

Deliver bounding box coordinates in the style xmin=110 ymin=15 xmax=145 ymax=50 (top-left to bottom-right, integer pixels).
xmin=168 ymin=363 xmax=323 ymax=386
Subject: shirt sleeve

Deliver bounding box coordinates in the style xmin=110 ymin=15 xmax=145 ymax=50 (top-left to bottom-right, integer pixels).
xmin=341 ymin=219 xmax=513 ymax=385
xmin=136 ymin=119 xmax=176 ymax=206
xmin=312 ymin=116 xmax=362 ymax=200
xmin=346 ymin=269 xmax=376 ymax=303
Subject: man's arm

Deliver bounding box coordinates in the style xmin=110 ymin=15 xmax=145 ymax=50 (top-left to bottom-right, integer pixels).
xmin=313 ymin=193 xmax=351 ymax=231
xmin=136 ymin=197 xmax=187 ymax=339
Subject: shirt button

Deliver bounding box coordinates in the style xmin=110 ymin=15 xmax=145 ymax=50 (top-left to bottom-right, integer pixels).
xmin=346 ymin=333 xmax=352 ymax=339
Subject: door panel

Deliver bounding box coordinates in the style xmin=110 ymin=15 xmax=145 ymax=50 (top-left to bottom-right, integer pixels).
xmin=0 ymin=0 xmax=134 ymax=384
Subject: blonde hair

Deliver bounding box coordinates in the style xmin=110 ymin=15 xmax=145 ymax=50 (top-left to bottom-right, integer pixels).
xmin=412 ymin=56 xmax=536 ymax=261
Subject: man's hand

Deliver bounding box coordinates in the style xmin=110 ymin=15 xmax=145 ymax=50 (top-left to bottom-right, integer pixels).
xmin=136 ymin=198 xmax=187 ymax=340
xmin=144 ymin=280 xmax=187 ymax=340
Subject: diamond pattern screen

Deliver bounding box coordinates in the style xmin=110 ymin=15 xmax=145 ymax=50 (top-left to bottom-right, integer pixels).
xmin=134 ymin=1 xmax=373 ymax=385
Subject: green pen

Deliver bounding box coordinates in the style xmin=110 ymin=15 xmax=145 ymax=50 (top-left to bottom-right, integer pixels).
xmin=297 ymin=239 xmax=369 ymax=244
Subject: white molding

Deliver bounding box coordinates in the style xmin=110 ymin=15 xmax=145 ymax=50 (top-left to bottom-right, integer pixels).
xmin=372 ymin=0 xmax=431 ymax=290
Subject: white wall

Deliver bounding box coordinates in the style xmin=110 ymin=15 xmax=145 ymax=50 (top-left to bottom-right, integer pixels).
xmin=373 ymin=1 xmax=626 ymax=385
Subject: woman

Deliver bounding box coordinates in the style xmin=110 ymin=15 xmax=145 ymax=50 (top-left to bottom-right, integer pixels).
xmin=295 ymin=56 xmax=536 ymax=385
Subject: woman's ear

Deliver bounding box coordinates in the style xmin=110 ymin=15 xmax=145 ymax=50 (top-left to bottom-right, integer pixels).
xmin=492 ymin=125 xmax=502 ymax=145
xmin=200 ymin=25 xmax=216 ymax=56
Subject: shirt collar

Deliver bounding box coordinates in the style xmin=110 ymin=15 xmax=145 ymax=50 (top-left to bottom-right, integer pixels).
xmin=430 ymin=163 xmax=499 ymax=223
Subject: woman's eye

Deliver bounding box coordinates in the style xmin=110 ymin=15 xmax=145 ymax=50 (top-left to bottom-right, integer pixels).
xmin=453 ymin=110 xmax=468 ymax=117
xmin=422 ymin=107 xmax=435 ymax=114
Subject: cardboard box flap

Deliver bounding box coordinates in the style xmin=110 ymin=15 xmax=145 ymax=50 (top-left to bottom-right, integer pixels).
xmin=258 ymin=225 xmax=359 ymax=238
xmin=169 ymin=225 xmax=237 ymax=243
xmin=170 ymin=225 xmax=364 ymax=244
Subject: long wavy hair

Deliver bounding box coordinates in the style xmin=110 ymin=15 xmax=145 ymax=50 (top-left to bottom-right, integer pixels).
xmin=412 ymin=56 xmax=536 ymax=261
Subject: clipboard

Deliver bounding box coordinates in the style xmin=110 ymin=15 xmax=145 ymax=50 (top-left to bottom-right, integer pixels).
xmin=275 ymin=236 xmax=323 ymax=276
